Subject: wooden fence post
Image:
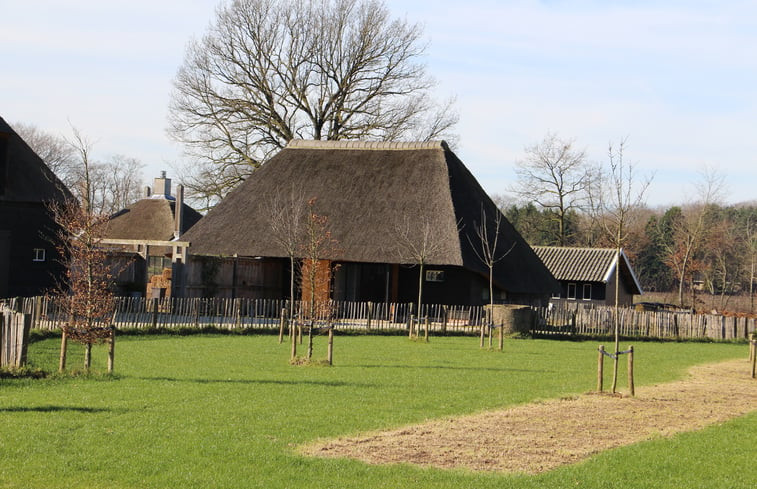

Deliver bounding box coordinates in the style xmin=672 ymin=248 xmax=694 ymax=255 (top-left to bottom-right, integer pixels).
xmin=151 ymin=299 xmax=159 ymax=329
xmin=479 ymin=321 xmax=485 ymax=348
xmin=628 ymin=345 xmax=635 ymax=396
xmin=366 ymin=302 xmax=373 ymax=332
xmin=441 ymin=306 xmax=448 ymax=335
xmin=424 ymin=315 xmax=429 ymax=342
xmin=597 ymin=345 xmax=605 ymax=392
xmin=327 ymin=325 xmax=334 ymax=366
xmin=498 ymin=322 xmax=504 ymax=352
xmin=408 ymin=314 xmax=415 ymax=339
xmin=290 ymin=319 xmax=297 ymax=361
xmin=750 ymin=334 xmax=756 ymax=379
xmin=278 ymin=308 xmax=287 ymax=344
xmin=107 ymin=328 xmax=115 ymax=374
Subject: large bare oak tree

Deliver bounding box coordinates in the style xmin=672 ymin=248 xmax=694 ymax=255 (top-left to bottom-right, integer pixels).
xmin=168 ymin=0 xmax=457 ymax=208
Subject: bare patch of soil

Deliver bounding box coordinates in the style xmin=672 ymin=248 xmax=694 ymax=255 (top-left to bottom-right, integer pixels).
xmin=301 ymin=359 xmax=757 ymax=474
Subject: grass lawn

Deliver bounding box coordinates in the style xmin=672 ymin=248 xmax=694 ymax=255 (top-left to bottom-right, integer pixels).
xmin=0 ymin=334 xmax=754 ymax=488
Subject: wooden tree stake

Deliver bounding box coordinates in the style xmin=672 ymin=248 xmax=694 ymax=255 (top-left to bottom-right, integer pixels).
xmin=327 ymin=326 xmax=334 ymax=366
xmin=278 ymin=308 xmax=286 ymax=344
xmin=107 ymin=328 xmax=115 ymax=374
xmin=597 ymin=345 xmax=605 ymax=392
xmin=627 ymin=345 xmax=635 ymax=396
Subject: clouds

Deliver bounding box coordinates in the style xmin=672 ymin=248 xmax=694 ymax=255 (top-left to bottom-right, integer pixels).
xmin=1 ymin=0 xmax=755 ymax=206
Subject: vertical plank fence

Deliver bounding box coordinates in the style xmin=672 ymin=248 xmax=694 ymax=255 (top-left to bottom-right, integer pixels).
xmin=1 ymin=307 xmax=32 ymax=367
xmin=5 ymin=296 xmax=756 ymax=340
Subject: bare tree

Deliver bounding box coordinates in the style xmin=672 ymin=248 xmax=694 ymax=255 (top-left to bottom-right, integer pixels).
xmin=592 ymin=139 xmax=652 ymax=393
xmin=13 ymin=121 xmax=77 ymax=189
xmin=168 ymin=0 xmax=457 ymax=206
xmin=467 ymin=206 xmax=515 ymax=350
xmin=14 ymin=122 xmax=144 ymax=214
xmin=662 ymin=167 xmax=725 ymax=307
xmin=513 ymin=133 xmax=592 ymax=245
xmin=300 ymin=198 xmax=339 ymax=360
xmin=267 ymin=185 xmax=308 ymax=327
xmin=51 ymin=130 xmax=118 ymax=373
xmin=394 ymin=214 xmax=447 ymax=338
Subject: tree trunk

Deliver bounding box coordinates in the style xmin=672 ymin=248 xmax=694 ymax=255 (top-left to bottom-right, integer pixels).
xmin=611 ymin=248 xmax=620 ymax=394
xmin=84 ymin=342 xmax=92 ymax=371
xmin=58 ymin=330 xmax=68 ymax=373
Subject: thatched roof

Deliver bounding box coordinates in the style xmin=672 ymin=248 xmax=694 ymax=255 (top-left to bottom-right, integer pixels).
xmin=532 ymin=246 xmax=643 ymax=295
xmin=107 ymin=198 xmax=202 ymax=241
xmin=0 ymin=116 xmax=73 ymax=204
xmin=184 ymin=140 xmax=558 ymax=295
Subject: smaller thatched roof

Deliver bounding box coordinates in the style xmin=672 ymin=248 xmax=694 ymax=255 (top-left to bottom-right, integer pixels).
xmin=532 ymin=246 xmax=643 ymax=295
xmin=107 ymin=198 xmax=202 ymax=241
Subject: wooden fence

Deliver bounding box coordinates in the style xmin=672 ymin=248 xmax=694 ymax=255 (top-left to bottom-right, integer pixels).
xmin=1 ymin=307 xmax=31 ymax=368
xmin=8 ymin=296 xmax=486 ymax=334
xmin=533 ymin=305 xmax=756 ymax=340
xmin=3 ymin=296 xmax=755 ymax=341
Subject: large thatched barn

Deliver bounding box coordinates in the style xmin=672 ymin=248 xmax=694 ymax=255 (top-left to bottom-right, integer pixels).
xmin=0 ymin=116 xmax=72 ymax=297
xmin=180 ymin=140 xmax=558 ymax=306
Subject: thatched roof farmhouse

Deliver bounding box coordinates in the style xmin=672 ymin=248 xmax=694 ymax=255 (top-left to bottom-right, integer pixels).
xmin=182 ymin=140 xmax=558 ymax=305
xmin=104 ymin=172 xmax=201 ymax=298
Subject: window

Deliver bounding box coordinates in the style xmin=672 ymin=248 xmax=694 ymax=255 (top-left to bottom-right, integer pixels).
xmin=551 ymin=290 xmax=561 ymax=299
xmin=567 ymin=283 xmax=577 ymax=300
xmin=583 ymin=284 xmax=592 ymax=300
xmin=33 ymin=248 xmax=46 ymax=262
xmin=425 ymin=270 xmax=445 ymax=282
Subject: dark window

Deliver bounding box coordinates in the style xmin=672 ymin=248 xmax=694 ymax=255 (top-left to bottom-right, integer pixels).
xmin=148 ymin=256 xmax=172 ymax=276
xmin=567 ymin=283 xmax=577 ymax=300
xmin=583 ymin=284 xmax=592 ymax=300
xmin=425 ymin=270 xmax=445 ymax=282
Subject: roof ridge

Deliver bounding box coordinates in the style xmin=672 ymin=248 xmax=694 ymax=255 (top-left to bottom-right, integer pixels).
xmin=286 ymin=139 xmax=448 ymax=151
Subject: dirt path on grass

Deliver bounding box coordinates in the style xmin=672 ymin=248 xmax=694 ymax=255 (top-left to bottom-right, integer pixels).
xmin=301 ymin=359 xmax=757 ymax=474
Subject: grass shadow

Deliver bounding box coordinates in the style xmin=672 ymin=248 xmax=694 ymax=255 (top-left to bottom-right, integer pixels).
xmin=0 ymin=406 xmax=112 ymax=413
xmin=133 ymin=376 xmax=376 ymax=388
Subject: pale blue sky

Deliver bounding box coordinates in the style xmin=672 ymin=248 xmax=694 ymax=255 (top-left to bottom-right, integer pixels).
xmin=2 ymin=0 xmax=755 ymax=207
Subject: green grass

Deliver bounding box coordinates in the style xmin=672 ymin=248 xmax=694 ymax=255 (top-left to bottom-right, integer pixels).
xmin=0 ymin=334 xmax=753 ymax=488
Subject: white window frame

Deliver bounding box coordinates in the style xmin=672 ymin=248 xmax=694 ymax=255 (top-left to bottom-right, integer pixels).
xmin=583 ymin=283 xmax=592 ymax=300
xmin=33 ymin=248 xmax=46 ymax=262
xmin=567 ymin=283 xmax=577 ymax=300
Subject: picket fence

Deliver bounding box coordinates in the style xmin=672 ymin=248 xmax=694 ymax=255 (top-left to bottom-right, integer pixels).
xmin=1 ymin=307 xmax=31 ymax=367
xmin=533 ymin=305 xmax=756 ymax=340
xmin=3 ymin=296 xmax=755 ymax=341
xmin=8 ymin=296 xmax=486 ymax=334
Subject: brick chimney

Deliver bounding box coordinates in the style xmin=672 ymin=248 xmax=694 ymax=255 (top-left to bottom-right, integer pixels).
xmin=153 ymin=171 xmax=172 ymax=199
xmin=174 ymin=184 xmax=184 ymax=239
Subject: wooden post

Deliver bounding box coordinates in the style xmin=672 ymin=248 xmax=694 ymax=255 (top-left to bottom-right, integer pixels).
xmin=59 ymin=329 xmax=68 ymax=373
xmin=84 ymin=342 xmax=92 ymax=371
xmin=424 ymin=315 xmax=429 ymax=342
xmin=488 ymin=324 xmax=493 ymax=349
xmin=290 ymin=320 xmax=297 ymax=361
xmin=750 ymin=334 xmax=756 ymax=379
xmin=408 ymin=314 xmax=415 ymax=339
xmin=278 ymin=308 xmax=287 ymax=344
xmin=151 ymin=299 xmax=159 ymax=329
xmin=498 ymin=322 xmax=504 ymax=352
xmin=597 ymin=345 xmax=605 ymax=392
xmin=366 ymin=302 xmax=373 ymax=332
xmin=327 ymin=325 xmax=334 ymax=366
xmin=441 ymin=306 xmax=448 ymax=335
xmin=107 ymin=328 xmax=115 ymax=374
xmin=628 ymin=345 xmax=635 ymax=396
xmin=479 ymin=322 xmax=485 ymax=348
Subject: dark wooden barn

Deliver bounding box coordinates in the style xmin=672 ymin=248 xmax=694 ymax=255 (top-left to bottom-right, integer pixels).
xmin=181 ymin=140 xmax=559 ymax=306
xmin=532 ymin=246 xmax=643 ymax=307
xmin=0 ymin=117 xmax=72 ymax=297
